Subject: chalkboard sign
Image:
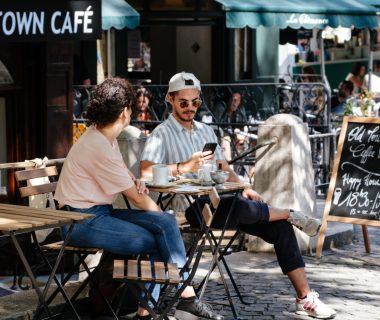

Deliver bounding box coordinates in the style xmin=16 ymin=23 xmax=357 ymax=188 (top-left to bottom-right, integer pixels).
xmin=329 ymin=117 xmax=380 ymax=221
xmin=317 ymin=116 xmax=380 ymax=258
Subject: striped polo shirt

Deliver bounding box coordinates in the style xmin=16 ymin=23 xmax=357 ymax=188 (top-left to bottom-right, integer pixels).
xmin=141 ymin=114 xmax=224 ymax=165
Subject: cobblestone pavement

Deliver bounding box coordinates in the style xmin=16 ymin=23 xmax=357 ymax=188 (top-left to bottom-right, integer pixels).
xmin=197 ymin=226 xmax=380 ymax=320
xmin=1 ymin=226 xmax=379 ymax=320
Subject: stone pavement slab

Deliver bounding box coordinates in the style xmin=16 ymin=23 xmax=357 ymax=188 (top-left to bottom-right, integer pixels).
xmin=1 ymin=227 xmax=379 ymax=320
xmin=196 ymin=226 xmax=380 ymax=320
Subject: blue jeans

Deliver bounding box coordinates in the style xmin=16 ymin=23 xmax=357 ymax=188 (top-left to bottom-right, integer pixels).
xmin=63 ymin=205 xmax=187 ymax=304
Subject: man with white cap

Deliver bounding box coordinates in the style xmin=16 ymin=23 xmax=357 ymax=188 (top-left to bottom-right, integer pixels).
xmin=140 ymin=72 xmax=337 ymax=319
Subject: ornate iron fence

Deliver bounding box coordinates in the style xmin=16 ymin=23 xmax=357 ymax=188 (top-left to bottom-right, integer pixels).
xmin=73 ymin=81 xmax=334 ymax=191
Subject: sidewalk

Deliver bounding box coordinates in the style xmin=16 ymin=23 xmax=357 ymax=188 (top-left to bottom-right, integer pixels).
xmin=196 ymin=225 xmax=380 ymax=320
xmin=1 ymin=226 xmax=379 ymax=320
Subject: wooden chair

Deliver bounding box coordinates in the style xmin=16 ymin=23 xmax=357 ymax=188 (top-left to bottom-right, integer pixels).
xmin=111 ymin=192 xmax=221 ymax=320
xmin=113 ymin=259 xmax=181 ymax=320
xmin=14 ymin=166 xmax=118 ymax=319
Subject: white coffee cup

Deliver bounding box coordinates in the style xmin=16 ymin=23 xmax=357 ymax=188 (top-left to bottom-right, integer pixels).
xmin=198 ymin=163 xmax=213 ymax=185
xmin=152 ymin=164 xmax=170 ymax=186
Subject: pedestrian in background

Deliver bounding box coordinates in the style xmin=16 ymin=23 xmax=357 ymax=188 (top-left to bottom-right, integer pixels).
xmin=345 ymin=62 xmax=366 ymax=94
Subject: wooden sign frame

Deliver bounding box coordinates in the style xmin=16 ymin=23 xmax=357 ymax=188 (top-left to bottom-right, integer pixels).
xmin=316 ymin=116 xmax=380 ymax=258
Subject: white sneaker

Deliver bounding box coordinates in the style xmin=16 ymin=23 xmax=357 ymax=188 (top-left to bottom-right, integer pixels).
xmin=288 ymin=210 xmax=321 ymax=237
xmin=296 ymin=291 xmax=336 ymax=319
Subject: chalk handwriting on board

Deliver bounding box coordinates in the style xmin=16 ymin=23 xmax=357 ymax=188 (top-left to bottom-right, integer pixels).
xmin=330 ymin=120 xmax=380 ymax=221
xmin=316 ymin=117 xmax=380 ymax=259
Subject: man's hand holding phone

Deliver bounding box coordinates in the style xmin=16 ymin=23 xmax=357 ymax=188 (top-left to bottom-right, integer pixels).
xmin=179 ymin=143 xmax=218 ymax=174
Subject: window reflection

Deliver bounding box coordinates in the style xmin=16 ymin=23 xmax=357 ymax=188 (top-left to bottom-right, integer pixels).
xmin=0 ymin=97 xmax=7 ymax=195
xmin=234 ymin=27 xmax=252 ymax=80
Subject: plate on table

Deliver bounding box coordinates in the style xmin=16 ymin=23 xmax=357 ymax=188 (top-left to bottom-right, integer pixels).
xmin=172 ymin=185 xmax=202 ymax=193
xmin=191 ymin=179 xmax=215 ymax=186
xmin=146 ymin=182 xmax=174 ymax=188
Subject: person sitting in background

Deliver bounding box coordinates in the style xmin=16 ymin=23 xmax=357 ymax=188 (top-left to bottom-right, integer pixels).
xmin=298 ymin=66 xmax=325 ymax=123
xmin=345 ymin=62 xmax=366 ymax=94
xmin=214 ymin=91 xmax=248 ymax=123
xmin=135 ymin=87 xmax=153 ymax=121
xmin=214 ymin=91 xmax=249 ymax=160
xmin=363 ymin=60 xmax=380 ymax=94
xmin=301 ymin=66 xmax=319 ymax=83
xmin=332 ymin=80 xmax=354 ymax=116
xmin=133 ymin=87 xmax=159 ymax=135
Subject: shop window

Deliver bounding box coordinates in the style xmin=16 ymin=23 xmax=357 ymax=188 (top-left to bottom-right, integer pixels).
xmin=127 ymin=32 xmax=151 ymax=73
xmin=128 ymin=42 xmax=150 ymax=72
xmin=234 ymin=27 xmax=252 ymax=80
xmin=127 ymin=29 xmax=151 ymax=84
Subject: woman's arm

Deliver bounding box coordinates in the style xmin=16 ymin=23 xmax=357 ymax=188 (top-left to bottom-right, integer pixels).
xmin=122 ymin=183 xmax=161 ymax=212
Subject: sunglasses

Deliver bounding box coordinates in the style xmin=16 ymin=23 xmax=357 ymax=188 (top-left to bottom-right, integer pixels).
xmin=178 ymin=98 xmax=202 ymax=109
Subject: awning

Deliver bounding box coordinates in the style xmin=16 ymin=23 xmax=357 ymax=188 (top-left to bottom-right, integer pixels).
xmin=215 ymin=0 xmax=379 ymax=29
xmin=360 ymin=0 xmax=380 ymax=7
xmin=102 ymin=0 xmax=140 ymax=30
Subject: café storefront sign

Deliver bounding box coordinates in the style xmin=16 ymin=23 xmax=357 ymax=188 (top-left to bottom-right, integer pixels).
xmin=215 ymin=0 xmax=379 ymax=29
xmin=0 ymin=0 xmax=101 ymax=41
xmin=285 ymin=14 xmax=329 ymax=28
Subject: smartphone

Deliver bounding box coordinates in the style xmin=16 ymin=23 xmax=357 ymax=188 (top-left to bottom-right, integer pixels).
xmin=202 ymin=142 xmax=217 ymax=155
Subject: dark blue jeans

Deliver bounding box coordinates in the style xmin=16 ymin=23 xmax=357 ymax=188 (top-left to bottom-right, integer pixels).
xmin=186 ymin=194 xmax=305 ymax=274
xmin=63 ymin=205 xmax=187 ymax=304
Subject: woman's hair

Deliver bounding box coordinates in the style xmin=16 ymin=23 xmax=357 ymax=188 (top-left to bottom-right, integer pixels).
xmin=351 ymin=62 xmax=365 ymax=76
xmin=86 ymin=77 xmax=136 ymax=128
xmin=302 ymin=66 xmax=318 ymax=82
xmin=136 ymin=86 xmax=153 ymax=101
xmin=302 ymin=66 xmax=315 ymax=76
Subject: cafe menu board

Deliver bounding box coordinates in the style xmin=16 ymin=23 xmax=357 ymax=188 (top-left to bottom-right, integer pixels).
xmin=326 ymin=117 xmax=380 ymax=224
xmin=316 ymin=117 xmax=380 ymax=258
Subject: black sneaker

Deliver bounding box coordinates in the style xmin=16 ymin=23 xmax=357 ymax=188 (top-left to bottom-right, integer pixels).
xmin=174 ymin=297 xmax=224 ymax=320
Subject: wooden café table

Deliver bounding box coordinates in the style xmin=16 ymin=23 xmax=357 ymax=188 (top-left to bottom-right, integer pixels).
xmin=147 ymin=179 xmax=248 ymax=319
xmin=0 ymin=203 xmax=94 ymax=319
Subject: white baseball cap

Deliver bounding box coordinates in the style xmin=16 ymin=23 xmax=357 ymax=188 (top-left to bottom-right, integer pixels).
xmin=167 ymin=72 xmax=201 ymax=94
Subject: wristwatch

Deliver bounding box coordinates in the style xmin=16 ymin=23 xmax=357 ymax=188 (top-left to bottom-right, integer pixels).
xmin=176 ymin=162 xmax=182 ymax=176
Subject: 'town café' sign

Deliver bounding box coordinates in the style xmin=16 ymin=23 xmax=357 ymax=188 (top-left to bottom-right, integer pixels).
xmin=0 ymin=0 xmax=101 ymax=41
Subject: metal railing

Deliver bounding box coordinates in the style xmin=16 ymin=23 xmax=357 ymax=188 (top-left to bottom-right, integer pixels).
xmin=73 ymin=81 xmax=334 ymax=191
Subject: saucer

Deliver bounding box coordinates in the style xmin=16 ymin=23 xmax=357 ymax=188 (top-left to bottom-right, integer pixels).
xmin=146 ymin=182 xmax=174 ymax=188
xmin=191 ymin=179 xmax=215 ymax=186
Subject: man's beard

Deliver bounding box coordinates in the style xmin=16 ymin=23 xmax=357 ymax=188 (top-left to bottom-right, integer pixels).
xmin=175 ymin=110 xmax=196 ymax=122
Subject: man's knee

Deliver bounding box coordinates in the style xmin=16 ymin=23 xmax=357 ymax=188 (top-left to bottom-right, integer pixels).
xmin=233 ymin=196 xmax=269 ymax=225
xmin=271 ymin=220 xmax=296 ymax=238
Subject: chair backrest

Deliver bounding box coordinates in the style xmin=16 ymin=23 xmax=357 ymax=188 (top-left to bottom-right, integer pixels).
xmin=14 ymin=166 xmax=59 ymax=243
xmin=116 ymin=133 xmax=148 ymax=209
xmin=202 ymin=187 xmax=220 ymax=227
xmin=14 ymin=166 xmax=58 ymax=202
xmin=118 ymin=137 xmax=147 ymax=178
